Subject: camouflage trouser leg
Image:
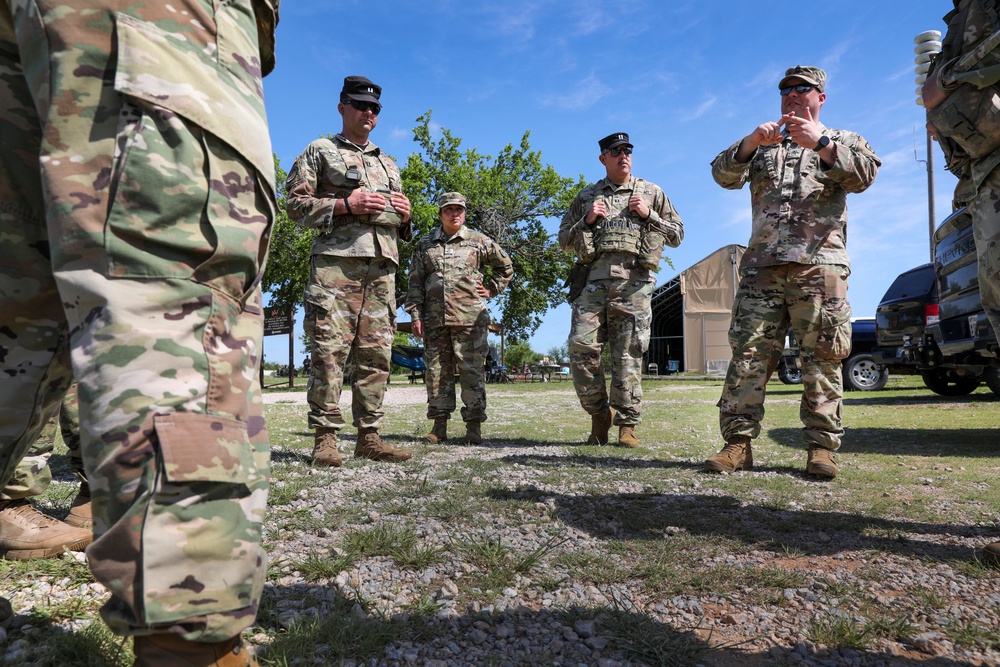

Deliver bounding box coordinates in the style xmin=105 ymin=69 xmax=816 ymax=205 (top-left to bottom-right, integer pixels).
xmin=719 ymin=264 xmax=851 ymax=450
xmin=568 ymin=278 xmax=653 ymax=425
xmin=0 ymin=1 xmax=273 ymax=642
xmin=970 ymin=168 xmax=1000 ymax=342
xmin=59 ymin=382 xmax=84 ymax=479
xmin=305 ymin=256 xmax=395 ymax=430
xmin=424 ymin=325 xmax=489 ymax=423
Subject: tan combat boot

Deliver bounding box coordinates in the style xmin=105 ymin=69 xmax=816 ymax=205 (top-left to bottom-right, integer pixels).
xmin=133 ymin=633 xmax=259 ymax=667
xmin=617 ymin=425 xmax=639 ymax=448
xmin=704 ymin=436 xmax=753 ymax=473
xmin=311 ymin=427 xmax=342 ymax=467
xmin=982 ymin=541 xmax=1000 ymax=567
xmin=0 ymin=499 xmax=92 ymax=560
xmin=806 ymin=445 xmax=838 ymax=479
xmin=424 ymin=417 xmax=448 ymax=444
xmin=355 ymin=428 xmax=412 ymax=462
xmin=465 ymin=421 xmax=483 ymax=445
xmin=586 ymin=407 xmax=615 ymax=445
xmin=65 ymin=480 xmax=92 ymax=529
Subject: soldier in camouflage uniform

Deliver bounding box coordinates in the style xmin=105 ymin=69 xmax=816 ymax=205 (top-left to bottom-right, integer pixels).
xmin=707 ymin=66 xmax=881 ymax=480
xmin=558 ymin=133 xmax=684 ymax=448
xmin=286 ymin=76 xmax=414 ymax=467
xmin=405 ymin=192 xmax=514 ymax=445
xmin=0 ymin=383 xmax=92 ymax=560
xmin=0 ymin=1 xmax=279 ymax=663
xmin=924 ymin=0 xmax=1000 ymax=565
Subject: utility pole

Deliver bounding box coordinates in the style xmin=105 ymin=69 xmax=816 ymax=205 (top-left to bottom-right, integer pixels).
xmin=915 ymin=30 xmax=942 ymax=262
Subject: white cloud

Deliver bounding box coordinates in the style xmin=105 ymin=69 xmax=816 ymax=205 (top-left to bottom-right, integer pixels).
xmin=538 ymin=73 xmax=612 ymax=111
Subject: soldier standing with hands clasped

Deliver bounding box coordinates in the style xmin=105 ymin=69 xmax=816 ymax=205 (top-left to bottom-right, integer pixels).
xmin=706 ymin=66 xmax=880 ymax=479
xmin=405 ymin=193 xmax=513 ymax=445
xmin=286 ymin=75 xmax=414 ymax=467
xmin=923 ymin=0 xmax=1000 ymax=565
xmin=559 ymin=133 xmax=684 ymax=448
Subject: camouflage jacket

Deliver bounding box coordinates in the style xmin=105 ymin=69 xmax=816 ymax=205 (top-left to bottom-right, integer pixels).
xmin=928 ymin=0 xmax=1000 ymax=187
xmin=711 ymin=125 xmax=880 ymax=271
xmin=558 ymin=175 xmax=683 ymax=282
xmin=285 ymin=135 xmax=412 ymax=265
xmin=405 ymin=226 xmax=513 ymax=329
xmin=253 ymin=0 xmax=279 ymax=76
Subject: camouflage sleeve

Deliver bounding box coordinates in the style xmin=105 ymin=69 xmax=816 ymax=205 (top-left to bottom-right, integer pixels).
xmin=558 ymin=191 xmax=590 ymax=252
xmin=285 ymin=142 xmax=335 ymax=231
xmin=822 ymin=132 xmax=881 ymax=194
xmin=644 ymin=185 xmax=684 ymax=248
xmin=404 ymin=243 xmax=427 ymax=319
xmin=710 ymin=139 xmax=752 ymax=190
xmin=482 ymin=238 xmax=514 ymax=297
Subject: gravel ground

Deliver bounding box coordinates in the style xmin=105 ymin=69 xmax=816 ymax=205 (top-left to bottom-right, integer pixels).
xmin=5 ymin=386 xmax=999 ymax=667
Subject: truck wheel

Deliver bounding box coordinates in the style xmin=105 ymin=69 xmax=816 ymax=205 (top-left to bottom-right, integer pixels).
xmin=984 ymin=366 xmax=1000 ymax=396
xmin=920 ymin=369 xmax=981 ymax=396
xmin=844 ymin=353 xmax=889 ymax=391
xmin=777 ymin=361 xmax=802 ymax=384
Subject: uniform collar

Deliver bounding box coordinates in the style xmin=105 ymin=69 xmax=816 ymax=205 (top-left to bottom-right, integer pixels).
xmin=433 ymin=225 xmax=469 ymax=242
xmin=598 ymin=174 xmax=636 ymax=192
xmin=335 ymin=133 xmax=380 ymax=154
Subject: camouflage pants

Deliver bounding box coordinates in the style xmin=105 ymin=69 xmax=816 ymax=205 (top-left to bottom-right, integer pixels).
xmin=1 ymin=383 xmax=82 ymax=501
xmin=0 ymin=1 xmax=273 ymax=642
xmin=424 ymin=324 xmax=489 ymax=423
xmin=568 ymin=278 xmax=654 ymax=425
xmin=304 ymin=255 xmax=396 ymax=430
xmin=718 ymin=264 xmax=851 ymax=450
xmin=970 ymin=167 xmax=1000 ymax=342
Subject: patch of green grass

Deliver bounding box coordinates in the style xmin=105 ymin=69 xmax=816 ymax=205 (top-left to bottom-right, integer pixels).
xmin=13 ymin=619 xmax=134 ymax=667
xmin=553 ymin=550 xmax=629 ymax=585
xmin=806 ymin=613 xmax=870 ymax=650
xmin=288 ymin=551 xmax=358 ymax=581
xmin=913 ymin=587 xmax=949 ymax=610
xmin=864 ymin=611 xmax=917 ymax=643
xmin=599 ymin=598 xmax=717 ymax=667
xmin=944 ymin=619 xmax=1000 ymax=650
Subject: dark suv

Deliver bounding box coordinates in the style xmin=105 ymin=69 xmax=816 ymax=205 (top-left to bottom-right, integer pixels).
xmin=873 ymin=208 xmax=1000 ymax=396
xmin=777 ymin=317 xmax=888 ymax=391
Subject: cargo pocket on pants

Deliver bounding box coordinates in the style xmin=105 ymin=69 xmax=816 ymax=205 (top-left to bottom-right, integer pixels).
xmin=629 ymin=311 xmax=652 ymax=357
xmin=815 ymin=300 xmax=852 ymax=361
xmin=141 ymin=412 xmax=266 ymax=625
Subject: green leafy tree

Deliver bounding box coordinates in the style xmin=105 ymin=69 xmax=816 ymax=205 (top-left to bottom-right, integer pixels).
xmin=400 ymin=111 xmax=585 ymax=341
xmin=262 ymin=154 xmax=314 ymax=308
xmin=504 ymin=340 xmax=539 ymax=371
xmin=546 ymin=344 xmax=569 ymax=364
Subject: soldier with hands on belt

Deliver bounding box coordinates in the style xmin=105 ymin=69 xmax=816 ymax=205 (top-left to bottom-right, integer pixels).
xmin=706 ymin=65 xmax=880 ymax=479
xmin=405 ymin=192 xmax=514 ymax=445
xmin=286 ymin=75 xmax=414 ymax=467
xmin=558 ymin=133 xmax=684 ymax=448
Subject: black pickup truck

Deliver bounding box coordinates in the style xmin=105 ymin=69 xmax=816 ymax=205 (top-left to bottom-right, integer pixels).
xmin=777 ymin=317 xmax=888 ymax=391
xmin=872 ymin=207 xmax=1000 ymax=396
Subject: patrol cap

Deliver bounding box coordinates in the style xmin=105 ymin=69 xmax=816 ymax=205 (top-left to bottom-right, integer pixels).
xmin=598 ymin=132 xmax=632 ymax=152
xmin=778 ymin=65 xmax=826 ymax=92
xmin=438 ymin=192 xmax=467 ymax=210
xmin=341 ymin=75 xmax=382 ymax=104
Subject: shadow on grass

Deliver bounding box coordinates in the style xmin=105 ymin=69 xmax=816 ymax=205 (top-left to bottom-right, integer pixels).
xmin=492 ymin=489 xmax=995 ymax=564
xmin=767 ymin=427 xmax=1000 ymax=458
xmin=502 ymin=451 xmax=704 ymax=472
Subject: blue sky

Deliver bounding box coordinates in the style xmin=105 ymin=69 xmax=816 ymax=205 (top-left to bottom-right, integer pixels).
xmin=263 ymin=0 xmax=955 ymax=366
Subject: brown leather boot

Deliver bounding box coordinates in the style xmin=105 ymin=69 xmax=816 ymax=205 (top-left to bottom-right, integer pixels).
xmin=133 ymin=633 xmax=259 ymax=666
xmin=311 ymin=427 xmax=342 ymax=467
xmin=65 ymin=480 xmax=93 ymax=529
xmin=806 ymin=445 xmax=838 ymax=479
xmin=617 ymin=425 xmax=639 ymax=448
xmin=424 ymin=417 xmax=448 ymax=444
xmin=586 ymin=407 xmax=615 ymax=445
xmin=465 ymin=421 xmax=483 ymax=445
xmin=0 ymin=499 xmax=92 ymax=560
xmin=982 ymin=541 xmax=1000 ymax=567
xmin=355 ymin=428 xmax=412 ymax=462
xmin=705 ymin=436 xmax=753 ymax=473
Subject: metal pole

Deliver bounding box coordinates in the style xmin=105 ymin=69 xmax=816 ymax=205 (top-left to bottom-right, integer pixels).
xmin=926 ymin=129 xmax=936 ymax=263
xmin=287 ymin=308 xmax=295 ymax=389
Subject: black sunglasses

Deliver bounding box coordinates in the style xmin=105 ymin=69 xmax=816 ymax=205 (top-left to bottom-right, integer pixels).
xmin=605 ymin=146 xmax=633 ymax=157
xmin=779 ymin=84 xmax=817 ymax=96
xmin=347 ymin=100 xmax=382 ymax=115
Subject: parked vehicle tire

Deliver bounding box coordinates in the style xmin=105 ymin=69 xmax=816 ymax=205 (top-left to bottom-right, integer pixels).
xmin=777 ymin=360 xmax=802 ymax=385
xmin=844 ymin=353 xmax=889 ymax=391
xmin=984 ymin=365 xmax=1000 ymax=396
xmin=920 ymin=369 xmax=981 ymax=396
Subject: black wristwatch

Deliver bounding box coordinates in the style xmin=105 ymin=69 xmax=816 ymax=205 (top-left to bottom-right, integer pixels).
xmin=814 ymin=135 xmax=831 ymax=151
